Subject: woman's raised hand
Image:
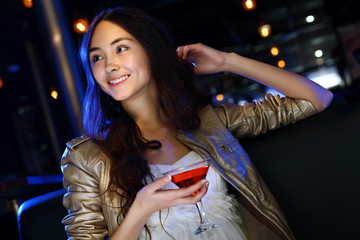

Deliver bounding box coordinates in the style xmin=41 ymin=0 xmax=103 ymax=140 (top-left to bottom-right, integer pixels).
xmin=133 ymin=175 xmax=209 ymax=218
xmin=177 ymin=43 xmax=228 ymax=75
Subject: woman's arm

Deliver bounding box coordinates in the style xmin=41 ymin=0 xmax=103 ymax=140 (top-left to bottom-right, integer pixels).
xmin=62 ymin=147 xmax=109 ymax=240
xmin=177 ymin=43 xmax=333 ymax=112
xmin=110 ymin=176 xmax=209 ymax=240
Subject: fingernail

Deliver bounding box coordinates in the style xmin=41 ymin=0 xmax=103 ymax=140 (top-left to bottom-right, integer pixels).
xmin=165 ymin=175 xmax=171 ymax=181
xmin=205 ymin=181 xmax=209 ymax=187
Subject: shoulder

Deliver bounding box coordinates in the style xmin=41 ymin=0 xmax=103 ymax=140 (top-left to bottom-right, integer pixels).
xmin=65 ymin=134 xmax=102 ymax=156
xmin=66 ymin=134 xmax=92 ymax=150
xmin=61 ymin=134 xmax=108 ymax=172
xmin=61 ymin=135 xmax=111 ymax=201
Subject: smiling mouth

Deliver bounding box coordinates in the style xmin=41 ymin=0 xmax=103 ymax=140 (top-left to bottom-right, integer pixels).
xmin=108 ymin=74 xmax=130 ymax=86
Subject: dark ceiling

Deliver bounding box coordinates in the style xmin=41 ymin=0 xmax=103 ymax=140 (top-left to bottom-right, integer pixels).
xmin=57 ymin=0 xmax=357 ymax=72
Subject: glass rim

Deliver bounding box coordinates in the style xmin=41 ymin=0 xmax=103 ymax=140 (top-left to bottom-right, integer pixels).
xmin=161 ymin=159 xmax=210 ymax=176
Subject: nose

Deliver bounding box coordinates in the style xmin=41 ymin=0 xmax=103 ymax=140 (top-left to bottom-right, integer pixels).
xmin=105 ymin=62 xmax=120 ymax=73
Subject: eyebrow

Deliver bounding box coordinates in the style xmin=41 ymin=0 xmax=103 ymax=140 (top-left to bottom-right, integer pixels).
xmin=88 ymin=37 xmax=134 ymax=54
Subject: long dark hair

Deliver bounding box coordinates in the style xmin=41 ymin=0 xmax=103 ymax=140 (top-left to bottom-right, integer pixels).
xmin=79 ymin=7 xmax=210 ymax=238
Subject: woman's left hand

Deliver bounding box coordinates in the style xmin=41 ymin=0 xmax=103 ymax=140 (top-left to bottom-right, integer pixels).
xmin=177 ymin=43 xmax=228 ymax=75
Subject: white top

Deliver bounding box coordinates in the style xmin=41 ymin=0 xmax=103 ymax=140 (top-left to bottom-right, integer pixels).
xmin=140 ymin=151 xmax=247 ymax=240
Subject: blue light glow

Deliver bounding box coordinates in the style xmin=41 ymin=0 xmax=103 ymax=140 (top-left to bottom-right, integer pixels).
xmin=8 ymin=64 xmax=20 ymax=73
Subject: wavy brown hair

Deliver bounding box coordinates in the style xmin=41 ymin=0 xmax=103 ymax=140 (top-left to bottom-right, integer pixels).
xmin=79 ymin=7 xmax=210 ymax=238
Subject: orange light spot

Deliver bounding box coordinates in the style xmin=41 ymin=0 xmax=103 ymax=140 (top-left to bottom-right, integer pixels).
xmin=259 ymin=24 xmax=271 ymax=38
xmin=23 ymin=0 xmax=33 ymax=8
xmin=278 ymin=60 xmax=286 ymax=68
xmin=243 ymin=0 xmax=256 ymax=11
xmin=73 ymin=19 xmax=89 ymax=34
xmin=270 ymin=47 xmax=279 ymax=56
xmin=216 ymin=94 xmax=224 ymax=102
xmin=51 ymin=90 xmax=58 ymax=100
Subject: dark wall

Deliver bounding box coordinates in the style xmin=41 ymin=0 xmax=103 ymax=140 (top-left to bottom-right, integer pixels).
xmin=240 ymin=92 xmax=360 ymax=240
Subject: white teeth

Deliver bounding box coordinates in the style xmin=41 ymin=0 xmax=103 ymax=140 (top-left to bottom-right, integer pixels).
xmin=109 ymin=75 xmax=129 ymax=84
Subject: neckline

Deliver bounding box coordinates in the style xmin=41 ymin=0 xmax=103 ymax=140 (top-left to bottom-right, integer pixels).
xmin=149 ymin=150 xmax=196 ymax=167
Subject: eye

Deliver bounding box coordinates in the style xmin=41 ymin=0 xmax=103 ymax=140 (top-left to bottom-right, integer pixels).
xmin=90 ymin=55 xmax=103 ymax=63
xmin=116 ymin=46 xmax=128 ymax=53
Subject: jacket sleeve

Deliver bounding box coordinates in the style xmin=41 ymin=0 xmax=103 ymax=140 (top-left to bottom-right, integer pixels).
xmin=215 ymin=94 xmax=318 ymax=139
xmin=61 ymin=145 xmax=109 ymax=240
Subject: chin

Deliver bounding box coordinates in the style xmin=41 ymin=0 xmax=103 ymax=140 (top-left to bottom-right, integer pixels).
xmin=112 ymin=95 xmax=128 ymax=102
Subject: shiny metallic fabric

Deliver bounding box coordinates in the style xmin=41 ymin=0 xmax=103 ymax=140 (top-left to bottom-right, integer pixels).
xmin=61 ymin=94 xmax=317 ymax=239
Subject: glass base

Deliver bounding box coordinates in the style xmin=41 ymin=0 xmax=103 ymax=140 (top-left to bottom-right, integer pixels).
xmin=192 ymin=222 xmax=221 ymax=235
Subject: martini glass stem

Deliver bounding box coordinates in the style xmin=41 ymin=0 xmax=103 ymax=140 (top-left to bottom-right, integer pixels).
xmin=196 ymin=200 xmax=209 ymax=224
xmin=192 ymin=200 xmax=220 ymax=235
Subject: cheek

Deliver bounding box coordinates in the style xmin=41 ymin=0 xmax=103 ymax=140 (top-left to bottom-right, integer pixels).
xmin=139 ymin=58 xmax=151 ymax=78
xmin=91 ymin=66 xmax=102 ymax=84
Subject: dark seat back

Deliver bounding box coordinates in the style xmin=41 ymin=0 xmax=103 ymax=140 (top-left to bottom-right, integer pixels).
xmin=241 ymin=97 xmax=360 ymax=240
xmin=17 ymin=189 xmax=67 ymax=240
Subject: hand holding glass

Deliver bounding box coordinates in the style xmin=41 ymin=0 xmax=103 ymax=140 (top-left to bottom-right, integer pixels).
xmin=162 ymin=159 xmax=221 ymax=235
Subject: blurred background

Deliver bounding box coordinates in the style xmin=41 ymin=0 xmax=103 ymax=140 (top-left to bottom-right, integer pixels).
xmin=0 ymin=0 xmax=359 ymax=239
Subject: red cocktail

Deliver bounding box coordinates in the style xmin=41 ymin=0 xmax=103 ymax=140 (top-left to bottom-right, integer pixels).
xmin=171 ymin=165 xmax=209 ymax=191
xmin=162 ymin=158 xmax=220 ymax=235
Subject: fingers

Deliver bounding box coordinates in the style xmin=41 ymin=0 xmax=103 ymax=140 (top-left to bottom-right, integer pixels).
xmin=177 ymin=45 xmax=188 ymax=60
xmin=147 ymin=177 xmax=209 ymax=204
xmin=177 ymin=43 xmax=203 ymax=60
xmin=170 ymin=179 xmax=209 ymax=206
xmin=179 ymin=179 xmax=208 ymax=197
xmin=141 ymin=175 xmax=171 ymax=193
xmin=134 ymin=177 xmax=209 ymax=216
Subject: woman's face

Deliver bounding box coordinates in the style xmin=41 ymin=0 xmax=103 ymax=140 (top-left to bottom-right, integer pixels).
xmin=89 ymin=20 xmax=154 ymax=103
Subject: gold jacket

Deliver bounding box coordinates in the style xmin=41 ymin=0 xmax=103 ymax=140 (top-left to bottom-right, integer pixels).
xmin=61 ymin=94 xmax=317 ymax=240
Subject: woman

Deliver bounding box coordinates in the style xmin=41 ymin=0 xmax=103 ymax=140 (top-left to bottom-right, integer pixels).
xmin=61 ymin=7 xmax=333 ymax=240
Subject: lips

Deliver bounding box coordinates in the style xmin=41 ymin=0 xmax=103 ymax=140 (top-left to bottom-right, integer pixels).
xmin=108 ymin=74 xmax=130 ymax=86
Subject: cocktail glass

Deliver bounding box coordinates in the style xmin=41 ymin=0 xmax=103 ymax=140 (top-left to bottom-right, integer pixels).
xmin=162 ymin=158 xmax=221 ymax=235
